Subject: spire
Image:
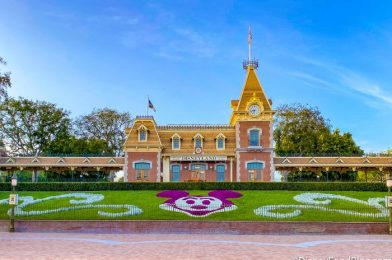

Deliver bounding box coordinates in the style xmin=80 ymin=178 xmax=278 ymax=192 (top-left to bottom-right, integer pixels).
xmin=243 ymin=26 xmax=258 ymax=70
xmin=248 ymin=25 xmax=252 ymax=62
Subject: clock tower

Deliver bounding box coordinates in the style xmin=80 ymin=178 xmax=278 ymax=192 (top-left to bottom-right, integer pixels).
xmin=229 ymin=27 xmax=275 ymax=181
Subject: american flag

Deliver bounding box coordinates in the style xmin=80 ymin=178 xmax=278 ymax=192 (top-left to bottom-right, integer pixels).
xmin=148 ymin=99 xmax=156 ymax=112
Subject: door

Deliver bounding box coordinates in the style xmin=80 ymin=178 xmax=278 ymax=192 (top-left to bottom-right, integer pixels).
xmin=171 ymin=165 xmax=180 ymax=182
xmin=216 ymin=165 xmax=225 ymax=182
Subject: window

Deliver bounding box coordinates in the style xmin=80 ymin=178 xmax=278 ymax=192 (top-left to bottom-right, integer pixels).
xmin=249 ymin=129 xmax=260 ymax=146
xmin=138 ymin=125 xmax=148 ymax=142
xmin=134 ymin=162 xmax=151 ymax=181
xmin=190 ymin=163 xmax=207 ymax=171
xmin=216 ymin=133 xmax=225 ymax=150
xmin=193 ymin=133 xmax=204 ymax=148
xmin=172 ymin=134 xmax=181 ymax=150
xmin=195 ymin=138 xmax=202 ymax=148
xmin=246 ymin=162 xmax=264 ymax=181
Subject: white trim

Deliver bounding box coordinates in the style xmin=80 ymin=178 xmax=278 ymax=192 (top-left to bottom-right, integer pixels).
xmin=132 ymin=160 xmax=152 ymax=169
xmin=214 ymin=163 xmax=227 ymax=170
xmin=189 ymin=162 xmax=208 ymax=171
xmin=124 ymin=153 xmax=128 ymax=182
xmin=171 ymin=133 xmax=181 ymax=150
xmin=215 ymin=133 xmax=226 ymax=150
xmin=170 ymin=163 xmax=183 ymax=171
xmin=245 ymin=160 xmax=265 ymax=169
xmin=193 ymin=133 xmax=204 ymax=149
xmin=248 ymin=127 xmax=262 ymax=147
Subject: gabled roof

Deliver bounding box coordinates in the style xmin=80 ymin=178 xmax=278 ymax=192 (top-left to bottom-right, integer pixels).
xmin=309 ymin=158 xmax=318 ymax=164
xmin=31 ymin=157 xmax=40 ymax=163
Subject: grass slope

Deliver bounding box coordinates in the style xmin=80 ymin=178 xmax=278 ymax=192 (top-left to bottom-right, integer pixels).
xmin=0 ymin=190 xmax=388 ymax=222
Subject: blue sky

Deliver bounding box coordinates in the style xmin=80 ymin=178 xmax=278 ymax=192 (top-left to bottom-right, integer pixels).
xmin=1 ymin=0 xmax=392 ymax=152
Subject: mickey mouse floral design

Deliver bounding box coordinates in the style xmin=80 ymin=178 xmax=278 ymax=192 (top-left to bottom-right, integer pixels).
xmin=157 ymin=190 xmax=242 ymax=217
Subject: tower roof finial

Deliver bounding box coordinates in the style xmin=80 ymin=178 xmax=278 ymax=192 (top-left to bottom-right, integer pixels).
xmin=243 ymin=25 xmax=258 ymax=70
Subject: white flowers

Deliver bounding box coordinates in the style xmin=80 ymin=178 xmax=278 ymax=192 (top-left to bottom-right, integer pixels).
xmin=254 ymin=192 xmax=389 ymax=219
xmin=0 ymin=193 xmax=142 ymax=218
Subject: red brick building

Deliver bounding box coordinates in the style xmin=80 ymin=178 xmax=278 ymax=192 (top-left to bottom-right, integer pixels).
xmin=123 ymin=58 xmax=275 ymax=182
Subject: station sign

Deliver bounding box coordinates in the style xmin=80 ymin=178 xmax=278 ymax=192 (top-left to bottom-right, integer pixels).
xmin=386 ymin=196 xmax=392 ymax=208
xmin=170 ymin=155 xmax=227 ymax=161
xmin=9 ymin=194 xmax=18 ymax=205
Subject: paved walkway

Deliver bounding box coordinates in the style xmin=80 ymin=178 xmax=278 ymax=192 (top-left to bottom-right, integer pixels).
xmin=1 ymin=232 xmax=392 ymax=259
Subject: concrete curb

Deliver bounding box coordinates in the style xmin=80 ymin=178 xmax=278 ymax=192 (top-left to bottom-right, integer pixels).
xmin=0 ymin=220 xmax=388 ymax=234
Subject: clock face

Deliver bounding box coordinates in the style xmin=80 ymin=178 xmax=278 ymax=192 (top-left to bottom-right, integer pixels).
xmin=248 ymin=104 xmax=260 ymax=116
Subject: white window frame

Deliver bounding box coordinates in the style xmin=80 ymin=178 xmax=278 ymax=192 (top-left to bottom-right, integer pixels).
xmin=138 ymin=125 xmax=148 ymax=142
xmin=171 ymin=133 xmax=181 ymax=150
xmin=193 ymin=133 xmax=204 ymax=148
xmin=215 ymin=133 xmax=226 ymax=150
xmin=248 ymin=127 xmax=262 ymax=147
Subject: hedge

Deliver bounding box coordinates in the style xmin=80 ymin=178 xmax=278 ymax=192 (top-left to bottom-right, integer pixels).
xmin=0 ymin=182 xmax=388 ymax=192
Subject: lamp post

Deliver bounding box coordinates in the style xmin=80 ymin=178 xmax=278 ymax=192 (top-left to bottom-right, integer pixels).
xmin=387 ymin=175 xmax=392 ymax=235
xmin=9 ymin=172 xmax=17 ymax=232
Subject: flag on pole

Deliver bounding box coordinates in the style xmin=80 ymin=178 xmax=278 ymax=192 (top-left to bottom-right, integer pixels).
xmin=148 ymin=99 xmax=156 ymax=112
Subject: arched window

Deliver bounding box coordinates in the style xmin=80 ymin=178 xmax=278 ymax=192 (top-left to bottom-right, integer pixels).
xmin=216 ymin=133 xmax=226 ymax=150
xmin=193 ymin=133 xmax=204 ymax=148
xmin=246 ymin=161 xmax=264 ymax=181
xmin=171 ymin=134 xmax=181 ymax=150
xmin=249 ymin=129 xmax=260 ymax=147
xmin=138 ymin=125 xmax=148 ymax=142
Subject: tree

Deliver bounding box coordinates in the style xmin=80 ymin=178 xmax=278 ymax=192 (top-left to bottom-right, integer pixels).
xmin=74 ymin=108 xmax=132 ymax=156
xmin=43 ymin=137 xmax=111 ymax=156
xmin=0 ymin=97 xmax=71 ymax=155
xmin=0 ymin=57 xmax=11 ymax=101
xmin=274 ymin=103 xmax=363 ymax=156
xmin=274 ymin=104 xmax=331 ymax=155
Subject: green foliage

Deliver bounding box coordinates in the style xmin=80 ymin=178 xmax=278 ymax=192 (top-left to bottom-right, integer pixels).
xmin=0 ymin=57 xmax=11 ymax=100
xmin=74 ymin=108 xmax=133 ymax=156
xmin=0 ymin=182 xmax=387 ymax=192
xmin=356 ymin=170 xmax=386 ymax=182
xmin=43 ymin=137 xmax=111 ymax=156
xmin=0 ymin=97 xmax=71 ymax=156
xmin=274 ymin=104 xmax=363 ymax=156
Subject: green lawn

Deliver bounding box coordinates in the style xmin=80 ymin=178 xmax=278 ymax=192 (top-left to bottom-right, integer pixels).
xmin=0 ymin=190 xmax=389 ymax=222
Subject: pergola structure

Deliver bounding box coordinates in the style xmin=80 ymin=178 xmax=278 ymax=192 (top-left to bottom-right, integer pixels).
xmin=274 ymin=156 xmax=392 ymax=181
xmin=0 ymin=157 xmax=124 ymax=182
xmin=1 ymin=156 xmax=392 ymax=182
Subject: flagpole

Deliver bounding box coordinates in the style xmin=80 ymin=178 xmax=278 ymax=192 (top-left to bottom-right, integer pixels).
xmin=146 ymin=95 xmax=149 ymax=116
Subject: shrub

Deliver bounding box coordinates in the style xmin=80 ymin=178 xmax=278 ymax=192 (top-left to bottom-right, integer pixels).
xmin=0 ymin=182 xmax=387 ymax=192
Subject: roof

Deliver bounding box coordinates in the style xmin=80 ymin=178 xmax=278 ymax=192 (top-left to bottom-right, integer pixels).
xmin=0 ymin=157 xmax=124 ymax=170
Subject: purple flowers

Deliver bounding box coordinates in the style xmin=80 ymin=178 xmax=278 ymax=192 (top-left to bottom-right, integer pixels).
xmin=157 ymin=190 xmax=242 ymax=217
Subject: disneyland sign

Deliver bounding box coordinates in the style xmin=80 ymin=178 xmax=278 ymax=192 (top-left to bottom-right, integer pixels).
xmin=170 ymin=155 xmax=227 ymax=161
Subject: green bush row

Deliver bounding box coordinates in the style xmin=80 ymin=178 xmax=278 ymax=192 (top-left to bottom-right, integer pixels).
xmin=0 ymin=182 xmax=388 ymax=192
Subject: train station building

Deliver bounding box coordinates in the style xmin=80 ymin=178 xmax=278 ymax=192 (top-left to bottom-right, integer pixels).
xmin=123 ymin=57 xmax=275 ymax=182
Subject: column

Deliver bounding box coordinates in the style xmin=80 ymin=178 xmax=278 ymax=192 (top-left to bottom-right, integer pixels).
xmin=162 ymin=157 xmax=170 ymax=182
xmin=230 ymin=157 xmax=233 ymax=182
xmin=32 ymin=169 xmax=38 ymax=182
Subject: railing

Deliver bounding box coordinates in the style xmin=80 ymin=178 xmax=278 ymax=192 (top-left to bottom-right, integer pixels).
xmin=0 ymin=203 xmax=388 ymax=221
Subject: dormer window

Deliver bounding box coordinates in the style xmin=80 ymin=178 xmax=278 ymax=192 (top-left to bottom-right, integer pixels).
xmin=138 ymin=125 xmax=148 ymax=142
xmin=171 ymin=133 xmax=181 ymax=150
xmin=249 ymin=128 xmax=261 ymax=147
xmin=193 ymin=133 xmax=204 ymax=148
xmin=216 ymin=133 xmax=226 ymax=150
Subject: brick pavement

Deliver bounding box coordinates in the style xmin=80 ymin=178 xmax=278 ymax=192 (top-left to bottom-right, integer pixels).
xmin=0 ymin=232 xmax=392 ymax=260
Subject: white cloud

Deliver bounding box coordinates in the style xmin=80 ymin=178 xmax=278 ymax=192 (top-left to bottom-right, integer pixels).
xmin=290 ymin=57 xmax=392 ymax=109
